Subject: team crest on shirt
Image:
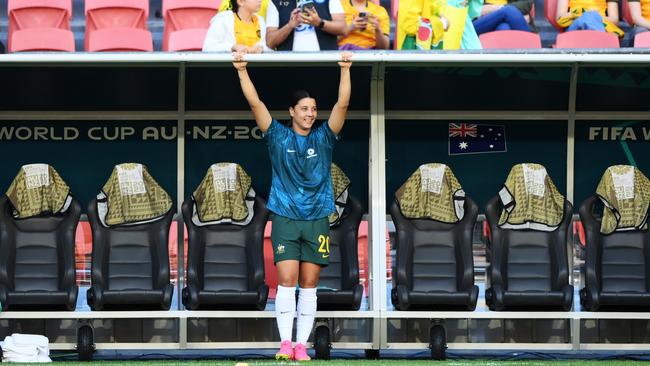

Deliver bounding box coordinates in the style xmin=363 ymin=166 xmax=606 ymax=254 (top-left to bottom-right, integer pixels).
xmin=277 ymin=244 xmax=285 ymax=254
xmin=306 ymin=148 xmax=317 ymax=159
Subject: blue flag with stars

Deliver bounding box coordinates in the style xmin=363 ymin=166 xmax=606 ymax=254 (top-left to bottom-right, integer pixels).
xmin=448 ymin=123 xmax=507 ymax=155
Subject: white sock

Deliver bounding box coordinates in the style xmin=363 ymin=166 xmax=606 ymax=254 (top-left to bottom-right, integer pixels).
xmin=275 ymin=285 xmax=296 ymax=342
xmin=296 ymin=287 xmax=318 ymax=345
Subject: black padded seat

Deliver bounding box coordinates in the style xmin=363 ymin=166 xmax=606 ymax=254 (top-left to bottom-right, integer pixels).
xmin=0 ymin=196 xmax=81 ymax=311
xmin=317 ymin=196 xmax=364 ymax=310
xmin=485 ymin=196 xmax=574 ymax=311
xmin=86 ymin=198 xmax=174 ymax=311
xmin=181 ymin=196 xmax=270 ymax=310
xmin=390 ymin=197 xmax=479 ymax=311
xmin=579 ymin=195 xmax=650 ymax=311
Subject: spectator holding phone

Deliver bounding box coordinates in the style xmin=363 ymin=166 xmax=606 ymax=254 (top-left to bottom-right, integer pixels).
xmin=203 ymin=0 xmax=272 ymax=52
xmin=266 ymin=0 xmax=347 ymax=50
xmin=338 ymin=0 xmax=390 ymax=49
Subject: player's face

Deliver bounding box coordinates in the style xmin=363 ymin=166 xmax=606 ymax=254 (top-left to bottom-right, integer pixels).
xmin=289 ymin=97 xmax=317 ymax=133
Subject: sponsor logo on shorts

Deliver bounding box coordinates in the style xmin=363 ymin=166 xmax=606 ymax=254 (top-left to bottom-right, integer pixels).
xmin=277 ymin=244 xmax=285 ymax=254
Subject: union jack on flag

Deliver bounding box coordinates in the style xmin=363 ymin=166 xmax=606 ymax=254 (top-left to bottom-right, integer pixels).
xmin=448 ymin=123 xmax=478 ymax=138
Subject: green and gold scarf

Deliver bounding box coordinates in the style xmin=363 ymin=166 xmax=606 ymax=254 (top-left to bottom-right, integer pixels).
xmin=191 ymin=163 xmax=255 ymax=226
xmin=396 ymin=163 xmax=465 ymax=223
xmin=98 ymin=163 xmax=172 ymax=227
xmin=596 ymin=165 xmax=650 ymax=234
xmin=6 ymin=164 xmax=72 ymax=219
xmin=498 ymin=163 xmax=565 ymax=231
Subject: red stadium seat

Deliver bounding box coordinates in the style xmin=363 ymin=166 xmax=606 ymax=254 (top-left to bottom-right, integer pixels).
xmin=555 ymin=29 xmax=620 ymax=48
xmin=168 ymin=28 xmax=209 ymax=51
xmin=8 ymin=0 xmax=74 ymax=52
xmin=162 ymin=0 xmax=218 ymax=51
xmin=85 ymin=0 xmax=152 ymax=52
xmin=635 ymin=31 xmax=650 ymax=47
xmin=11 ymin=28 xmax=75 ymax=52
xmin=87 ymin=27 xmax=153 ymax=51
xmin=479 ymin=30 xmax=542 ymax=49
xmin=545 ymin=0 xmax=563 ymax=31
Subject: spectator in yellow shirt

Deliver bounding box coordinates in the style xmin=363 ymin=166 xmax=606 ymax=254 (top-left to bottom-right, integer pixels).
xmin=203 ymin=0 xmax=272 ymax=52
xmin=338 ymin=0 xmax=390 ymax=49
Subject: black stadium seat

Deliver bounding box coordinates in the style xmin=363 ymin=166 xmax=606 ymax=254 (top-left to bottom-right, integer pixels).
xmin=0 ymin=196 xmax=81 ymax=311
xmin=579 ymin=195 xmax=650 ymax=311
xmin=390 ymin=197 xmax=479 ymax=311
xmin=485 ymin=196 xmax=574 ymax=311
xmin=181 ymin=196 xmax=270 ymax=310
xmin=317 ymin=195 xmax=364 ymax=311
xmin=86 ymin=198 xmax=174 ymax=311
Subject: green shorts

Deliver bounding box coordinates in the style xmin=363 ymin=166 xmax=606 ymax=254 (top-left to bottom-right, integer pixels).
xmin=271 ymin=214 xmax=330 ymax=266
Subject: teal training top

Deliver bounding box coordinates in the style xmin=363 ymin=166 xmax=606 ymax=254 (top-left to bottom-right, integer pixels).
xmin=265 ymin=119 xmax=338 ymax=220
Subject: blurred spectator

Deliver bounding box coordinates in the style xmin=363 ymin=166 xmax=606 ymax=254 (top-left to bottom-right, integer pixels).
xmin=628 ymin=0 xmax=650 ymax=36
xmin=446 ymin=0 xmax=483 ymax=49
xmin=338 ymin=0 xmax=390 ymax=49
xmin=203 ymin=0 xmax=272 ymax=52
xmin=396 ymin=0 xmax=448 ymax=49
xmin=221 ymin=0 xmax=273 ymax=20
xmin=556 ymin=0 xmax=623 ymax=36
xmin=266 ymin=0 xmax=347 ymax=50
xmin=472 ymin=0 xmax=533 ymax=35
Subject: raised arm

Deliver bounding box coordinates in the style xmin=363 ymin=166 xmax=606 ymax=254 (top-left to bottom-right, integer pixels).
xmin=233 ymin=53 xmax=273 ymax=133
xmin=328 ymin=52 xmax=352 ymax=135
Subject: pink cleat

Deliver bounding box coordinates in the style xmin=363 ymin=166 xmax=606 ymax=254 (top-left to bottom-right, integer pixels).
xmin=293 ymin=343 xmax=311 ymax=361
xmin=275 ymin=340 xmax=294 ymax=360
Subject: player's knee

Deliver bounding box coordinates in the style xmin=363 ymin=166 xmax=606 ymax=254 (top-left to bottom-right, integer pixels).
xmin=298 ymin=279 xmax=318 ymax=288
xmin=278 ymin=274 xmax=299 ymax=287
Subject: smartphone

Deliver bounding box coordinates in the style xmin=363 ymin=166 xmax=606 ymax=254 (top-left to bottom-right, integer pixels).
xmin=358 ymin=11 xmax=368 ymax=30
xmin=299 ymin=0 xmax=315 ymax=15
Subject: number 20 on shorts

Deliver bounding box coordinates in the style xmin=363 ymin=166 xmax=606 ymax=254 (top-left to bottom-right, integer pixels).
xmin=318 ymin=235 xmax=330 ymax=258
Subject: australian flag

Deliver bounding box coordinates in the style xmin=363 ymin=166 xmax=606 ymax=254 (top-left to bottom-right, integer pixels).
xmin=448 ymin=123 xmax=507 ymax=155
